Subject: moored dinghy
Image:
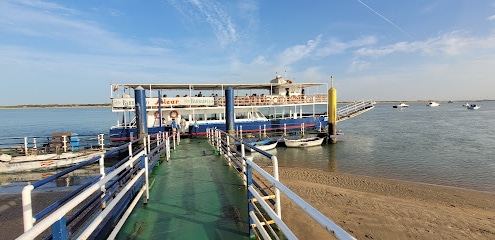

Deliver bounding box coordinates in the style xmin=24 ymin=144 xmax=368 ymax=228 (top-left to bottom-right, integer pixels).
xmin=393 ymin=102 xmax=409 ymax=108
xmin=427 ymin=101 xmax=440 ymax=107
xmin=247 ymin=139 xmax=278 ymax=152
xmin=467 ymin=104 xmax=481 ymax=110
xmin=284 ymin=137 xmax=324 ymax=148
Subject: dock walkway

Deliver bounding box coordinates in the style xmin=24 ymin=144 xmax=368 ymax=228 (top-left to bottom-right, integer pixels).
xmin=116 ymin=138 xmax=250 ymax=239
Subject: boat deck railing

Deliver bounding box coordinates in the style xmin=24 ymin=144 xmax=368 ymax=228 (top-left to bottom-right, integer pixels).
xmin=111 ymin=94 xmax=328 ymax=112
xmin=207 ymin=128 xmax=355 ymax=239
xmin=0 ymin=133 xmax=106 ymax=157
xmin=15 ymin=132 xmax=178 ymax=240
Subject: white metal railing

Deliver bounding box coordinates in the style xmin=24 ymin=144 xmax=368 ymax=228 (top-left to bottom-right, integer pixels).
xmin=0 ymin=134 xmax=107 ymax=156
xmin=207 ymin=128 xmax=356 ymax=240
xmin=337 ymin=99 xmax=375 ymax=120
xmin=16 ymin=131 xmax=178 ymax=240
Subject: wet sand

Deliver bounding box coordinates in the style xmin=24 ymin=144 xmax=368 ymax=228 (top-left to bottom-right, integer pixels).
xmin=2 ymin=168 xmax=495 ymax=240
xmin=279 ymin=167 xmax=495 ymax=240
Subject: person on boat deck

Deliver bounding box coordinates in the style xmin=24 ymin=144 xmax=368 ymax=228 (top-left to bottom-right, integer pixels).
xmin=161 ymin=117 xmax=166 ymax=125
xmin=171 ymin=118 xmax=178 ymax=135
xmin=194 ymin=120 xmax=199 ymax=137
xmin=180 ymin=118 xmax=186 ymax=133
xmin=301 ymin=88 xmax=305 ymax=95
xmin=285 ymin=88 xmax=290 ymax=97
xmin=198 ymin=92 xmax=203 ymax=97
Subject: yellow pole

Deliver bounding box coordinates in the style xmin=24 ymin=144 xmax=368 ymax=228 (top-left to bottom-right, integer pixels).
xmin=328 ymin=75 xmax=337 ymax=143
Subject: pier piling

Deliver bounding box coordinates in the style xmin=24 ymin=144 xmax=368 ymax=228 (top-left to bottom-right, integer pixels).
xmin=328 ymin=76 xmax=337 ymax=144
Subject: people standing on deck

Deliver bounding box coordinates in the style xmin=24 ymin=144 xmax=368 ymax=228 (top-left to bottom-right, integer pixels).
xmin=171 ymin=119 xmax=178 ymax=135
xmin=198 ymin=92 xmax=203 ymax=97
xmin=285 ymin=88 xmax=290 ymax=97
xmin=180 ymin=118 xmax=186 ymax=133
xmin=194 ymin=120 xmax=199 ymax=137
xmin=213 ymin=94 xmax=219 ymax=106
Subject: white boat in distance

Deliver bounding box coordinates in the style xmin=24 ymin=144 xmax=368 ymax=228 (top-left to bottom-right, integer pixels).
xmin=427 ymin=102 xmax=440 ymax=107
xmin=284 ymin=137 xmax=324 ymax=148
xmin=467 ymin=104 xmax=481 ymax=110
xmin=393 ymin=103 xmax=409 ymax=108
xmin=462 ymin=103 xmax=470 ymax=107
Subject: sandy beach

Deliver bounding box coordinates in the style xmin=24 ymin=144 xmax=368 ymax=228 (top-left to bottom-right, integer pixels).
xmin=2 ymin=168 xmax=494 ymax=240
xmin=278 ymin=167 xmax=495 ymax=240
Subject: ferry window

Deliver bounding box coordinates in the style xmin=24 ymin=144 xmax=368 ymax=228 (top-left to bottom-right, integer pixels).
xmin=207 ymin=113 xmax=220 ymax=120
xmin=194 ymin=114 xmax=204 ymax=121
xmin=236 ymin=112 xmax=248 ymax=119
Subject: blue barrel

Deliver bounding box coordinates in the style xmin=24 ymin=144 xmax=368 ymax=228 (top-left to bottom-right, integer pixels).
xmin=70 ymin=135 xmax=80 ymax=150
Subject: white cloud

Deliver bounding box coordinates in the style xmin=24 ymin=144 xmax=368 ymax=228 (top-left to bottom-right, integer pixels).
xmin=348 ymin=60 xmax=371 ymax=72
xmin=355 ymin=30 xmax=495 ymax=58
xmin=487 ymin=15 xmax=495 ymax=21
xmin=167 ymin=0 xmax=237 ymax=47
xmin=276 ymin=36 xmax=322 ymax=67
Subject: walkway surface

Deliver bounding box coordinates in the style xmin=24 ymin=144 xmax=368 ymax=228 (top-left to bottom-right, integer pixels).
xmin=116 ymin=138 xmax=250 ymax=240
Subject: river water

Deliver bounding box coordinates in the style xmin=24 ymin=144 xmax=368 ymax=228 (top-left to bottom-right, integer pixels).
xmin=1 ymin=102 xmax=494 ymax=193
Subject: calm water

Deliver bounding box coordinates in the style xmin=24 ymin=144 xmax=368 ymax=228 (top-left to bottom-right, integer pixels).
xmin=1 ymin=103 xmax=494 ymax=193
xmin=267 ymin=101 xmax=495 ymax=193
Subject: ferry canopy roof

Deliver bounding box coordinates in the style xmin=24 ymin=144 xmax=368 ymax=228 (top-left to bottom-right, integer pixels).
xmin=117 ymin=83 xmax=325 ymax=91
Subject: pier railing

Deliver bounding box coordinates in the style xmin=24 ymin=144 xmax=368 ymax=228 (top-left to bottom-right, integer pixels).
xmin=206 ymin=128 xmax=356 ymax=240
xmin=15 ymin=132 xmax=179 ymax=240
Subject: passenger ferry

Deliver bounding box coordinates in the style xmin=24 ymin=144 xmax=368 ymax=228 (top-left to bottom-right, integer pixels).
xmin=109 ymin=75 xmax=329 ymax=142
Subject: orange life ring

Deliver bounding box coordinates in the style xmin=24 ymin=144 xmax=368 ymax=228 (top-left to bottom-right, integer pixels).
xmin=306 ymin=96 xmax=313 ymax=102
xmin=169 ymin=110 xmax=179 ymax=119
xmin=154 ymin=111 xmax=160 ymax=119
xmin=272 ymin=97 xmax=278 ymax=104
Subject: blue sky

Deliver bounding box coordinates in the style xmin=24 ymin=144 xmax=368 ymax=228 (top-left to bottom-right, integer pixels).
xmin=1 ymin=0 xmax=495 ymax=105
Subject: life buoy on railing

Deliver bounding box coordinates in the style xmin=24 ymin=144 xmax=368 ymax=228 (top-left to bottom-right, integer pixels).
xmin=291 ymin=95 xmax=298 ymax=103
xmin=169 ymin=110 xmax=179 ymax=119
xmin=272 ymin=97 xmax=278 ymax=104
xmin=154 ymin=111 xmax=160 ymax=119
xmin=306 ymin=96 xmax=313 ymax=103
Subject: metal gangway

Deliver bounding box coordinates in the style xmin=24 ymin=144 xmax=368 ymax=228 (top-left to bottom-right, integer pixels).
xmin=15 ymin=132 xmax=177 ymax=240
xmin=337 ymin=99 xmax=375 ymax=122
xmin=15 ymin=130 xmax=355 ymax=239
xmin=207 ymin=128 xmax=355 ymax=239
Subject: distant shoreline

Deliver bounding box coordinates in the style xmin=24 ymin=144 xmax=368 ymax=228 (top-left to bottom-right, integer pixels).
xmin=0 ymin=104 xmax=110 ymax=110
xmin=1 ymin=100 xmax=493 ymax=110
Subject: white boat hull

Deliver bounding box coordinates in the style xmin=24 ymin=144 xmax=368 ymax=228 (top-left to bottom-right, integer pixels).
xmin=284 ymin=137 xmax=324 ymax=148
xmin=467 ymin=105 xmax=480 ymax=110
xmin=248 ymin=141 xmax=278 ymax=152
xmin=0 ymin=151 xmax=104 ymax=173
xmin=427 ymin=102 xmax=440 ymax=107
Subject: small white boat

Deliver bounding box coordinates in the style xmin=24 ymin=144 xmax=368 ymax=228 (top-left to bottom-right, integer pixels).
xmin=246 ymin=139 xmax=278 ymax=152
xmin=467 ymin=104 xmax=481 ymax=110
xmin=393 ymin=103 xmax=409 ymax=108
xmin=0 ymin=150 xmax=105 ymax=173
xmin=462 ymin=103 xmax=470 ymax=107
xmin=284 ymin=137 xmax=324 ymax=148
xmin=0 ymin=132 xmax=107 ymax=173
xmin=427 ymin=102 xmax=440 ymax=107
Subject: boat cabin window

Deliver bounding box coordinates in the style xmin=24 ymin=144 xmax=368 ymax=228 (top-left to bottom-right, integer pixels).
xmin=206 ymin=113 xmax=221 ymax=120
xmin=194 ymin=114 xmax=204 ymax=121
xmin=236 ymin=112 xmax=248 ymax=119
